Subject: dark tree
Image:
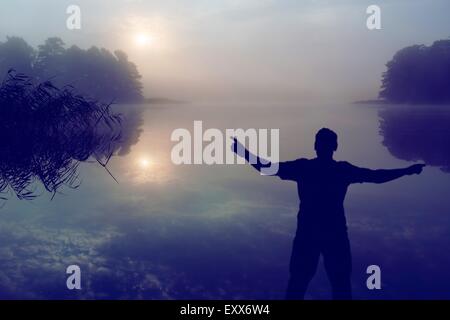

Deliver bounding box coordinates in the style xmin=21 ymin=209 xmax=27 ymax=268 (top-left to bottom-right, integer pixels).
xmin=114 ymin=50 xmax=143 ymax=102
xmin=0 ymin=36 xmax=144 ymax=103
xmin=34 ymin=37 xmax=66 ymax=81
xmin=380 ymin=39 xmax=450 ymax=104
xmin=0 ymin=36 xmax=35 ymax=77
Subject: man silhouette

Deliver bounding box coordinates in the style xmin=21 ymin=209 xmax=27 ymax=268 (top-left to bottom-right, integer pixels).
xmin=232 ymin=128 xmax=425 ymax=300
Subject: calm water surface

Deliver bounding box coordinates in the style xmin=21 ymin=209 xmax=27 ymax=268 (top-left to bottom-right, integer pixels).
xmin=1 ymin=102 xmax=449 ymax=299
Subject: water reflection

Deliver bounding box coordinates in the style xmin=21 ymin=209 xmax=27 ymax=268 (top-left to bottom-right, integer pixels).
xmin=121 ymin=153 xmax=172 ymax=185
xmin=379 ymin=105 xmax=450 ymax=172
xmin=110 ymin=104 xmax=144 ymax=157
xmin=2 ymin=101 xmax=450 ymax=299
xmin=0 ymin=72 xmax=143 ymax=200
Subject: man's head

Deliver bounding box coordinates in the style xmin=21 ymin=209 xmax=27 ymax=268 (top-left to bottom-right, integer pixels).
xmin=314 ymin=128 xmax=338 ymax=159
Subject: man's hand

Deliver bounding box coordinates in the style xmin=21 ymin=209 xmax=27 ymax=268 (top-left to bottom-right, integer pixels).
xmin=406 ymin=163 xmax=426 ymax=175
xmin=231 ymin=137 xmax=246 ymax=158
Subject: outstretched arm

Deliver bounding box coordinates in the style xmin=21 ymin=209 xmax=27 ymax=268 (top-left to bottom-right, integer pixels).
xmin=360 ymin=164 xmax=425 ymax=184
xmin=231 ymin=137 xmax=271 ymax=173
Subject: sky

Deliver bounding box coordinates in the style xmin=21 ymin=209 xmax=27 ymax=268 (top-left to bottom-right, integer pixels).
xmin=0 ymin=0 xmax=449 ymax=101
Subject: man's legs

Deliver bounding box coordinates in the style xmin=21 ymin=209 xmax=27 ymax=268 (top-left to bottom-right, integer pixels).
xmin=322 ymin=231 xmax=352 ymax=300
xmin=285 ymin=230 xmax=320 ymax=300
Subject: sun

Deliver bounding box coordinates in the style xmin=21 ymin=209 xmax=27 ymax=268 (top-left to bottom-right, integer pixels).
xmin=134 ymin=33 xmax=153 ymax=47
xmin=138 ymin=156 xmax=152 ymax=169
xmin=139 ymin=158 xmax=151 ymax=168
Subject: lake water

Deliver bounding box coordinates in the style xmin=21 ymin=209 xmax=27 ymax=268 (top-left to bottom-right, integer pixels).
xmin=1 ymin=101 xmax=449 ymax=299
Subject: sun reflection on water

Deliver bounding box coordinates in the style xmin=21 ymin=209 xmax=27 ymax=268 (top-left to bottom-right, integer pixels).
xmin=118 ymin=152 xmax=173 ymax=185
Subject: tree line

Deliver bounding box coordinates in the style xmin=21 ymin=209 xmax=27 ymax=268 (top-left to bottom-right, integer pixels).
xmin=0 ymin=36 xmax=143 ymax=103
xmin=380 ymin=39 xmax=450 ymax=104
